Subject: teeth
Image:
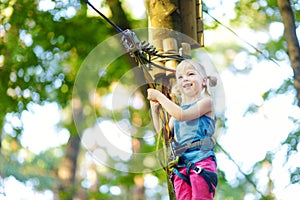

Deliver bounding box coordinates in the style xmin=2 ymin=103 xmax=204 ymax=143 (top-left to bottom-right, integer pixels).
xmin=183 ymin=83 xmax=192 ymax=88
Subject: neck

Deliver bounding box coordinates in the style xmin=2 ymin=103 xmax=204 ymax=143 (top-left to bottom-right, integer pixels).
xmin=181 ymin=93 xmax=202 ymax=105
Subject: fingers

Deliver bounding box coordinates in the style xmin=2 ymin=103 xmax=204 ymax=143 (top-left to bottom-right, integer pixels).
xmin=147 ymin=88 xmax=155 ymax=100
xmin=150 ymin=100 xmax=160 ymax=107
xmin=147 ymin=89 xmax=162 ymax=103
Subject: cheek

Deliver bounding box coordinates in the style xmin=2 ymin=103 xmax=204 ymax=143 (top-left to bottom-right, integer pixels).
xmin=177 ymin=79 xmax=184 ymax=87
xmin=194 ymin=81 xmax=203 ymax=90
xmin=192 ymin=77 xmax=201 ymax=85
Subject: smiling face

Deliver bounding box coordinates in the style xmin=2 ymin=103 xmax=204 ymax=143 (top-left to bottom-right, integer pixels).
xmin=176 ymin=63 xmax=205 ymax=103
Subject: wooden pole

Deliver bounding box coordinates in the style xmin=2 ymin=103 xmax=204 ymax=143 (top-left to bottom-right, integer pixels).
xmin=146 ymin=1 xmax=203 ymax=199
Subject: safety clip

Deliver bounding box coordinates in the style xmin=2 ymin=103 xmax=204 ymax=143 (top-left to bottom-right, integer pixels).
xmin=193 ymin=166 xmax=202 ymax=174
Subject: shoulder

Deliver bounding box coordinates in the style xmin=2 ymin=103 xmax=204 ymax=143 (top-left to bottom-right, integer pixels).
xmin=195 ymin=96 xmax=213 ymax=107
xmin=196 ymin=97 xmax=214 ymax=117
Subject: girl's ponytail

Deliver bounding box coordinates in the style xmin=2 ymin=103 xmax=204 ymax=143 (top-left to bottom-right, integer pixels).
xmin=207 ymin=76 xmax=217 ymax=87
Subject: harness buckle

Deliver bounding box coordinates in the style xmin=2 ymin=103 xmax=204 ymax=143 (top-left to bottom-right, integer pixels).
xmin=193 ymin=166 xmax=202 ymax=174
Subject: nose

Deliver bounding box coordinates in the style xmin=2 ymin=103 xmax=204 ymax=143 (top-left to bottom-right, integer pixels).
xmin=183 ymin=75 xmax=189 ymax=81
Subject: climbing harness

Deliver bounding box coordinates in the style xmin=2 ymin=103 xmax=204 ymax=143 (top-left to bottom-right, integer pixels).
xmin=172 ymin=154 xmax=218 ymax=193
xmin=168 ymin=138 xmax=218 ymax=193
xmin=168 ymin=137 xmax=218 ymax=192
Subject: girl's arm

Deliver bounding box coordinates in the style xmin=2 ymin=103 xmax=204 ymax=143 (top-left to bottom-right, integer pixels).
xmin=147 ymin=89 xmax=212 ymax=121
xmin=149 ymin=101 xmax=175 ymax=134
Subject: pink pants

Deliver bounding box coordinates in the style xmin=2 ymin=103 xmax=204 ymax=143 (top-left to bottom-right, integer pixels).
xmin=173 ymin=156 xmax=217 ymax=200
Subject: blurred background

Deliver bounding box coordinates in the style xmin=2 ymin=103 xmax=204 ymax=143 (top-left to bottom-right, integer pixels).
xmin=0 ymin=0 xmax=300 ymax=199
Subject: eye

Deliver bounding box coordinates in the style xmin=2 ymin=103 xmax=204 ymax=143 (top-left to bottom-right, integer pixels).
xmin=177 ymin=75 xmax=183 ymax=79
xmin=188 ymin=72 xmax=195 ymax=76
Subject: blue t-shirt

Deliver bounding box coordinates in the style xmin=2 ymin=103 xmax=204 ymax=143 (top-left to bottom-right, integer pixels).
xmin=173 ymin=101 xmax=216 ymax=167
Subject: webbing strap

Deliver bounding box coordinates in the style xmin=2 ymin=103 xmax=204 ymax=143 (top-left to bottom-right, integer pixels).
xmin=173 ymin=137 xmax=215 ymax=156
xmin=173 ymin=165 xmax=217 ymax=192
xmin=198 ymin=168 xmax=218 ymax=192
xmin=173 ymin=155 xmax=218 ymax=193
xmin=173 ymin=168 xmax=191 ymax=186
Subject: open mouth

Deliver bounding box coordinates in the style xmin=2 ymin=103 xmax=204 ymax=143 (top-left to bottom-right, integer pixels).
xmin=183 ymin=83 xmax=193 ymax=88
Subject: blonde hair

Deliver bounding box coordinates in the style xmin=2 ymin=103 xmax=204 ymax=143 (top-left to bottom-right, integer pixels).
xmin=172 ymin=59 xmax=217 ymax=97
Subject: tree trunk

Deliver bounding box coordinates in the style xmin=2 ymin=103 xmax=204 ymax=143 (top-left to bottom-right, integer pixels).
xmin=277 ymin=0 xmax=300 ymax=107
xmin=57 ymin=103 xmax=82 ymax=199
xmin=148 ymin=0 xmax=203 ymax=47
xmin=146 ymin=1 xmax=203 ymax=199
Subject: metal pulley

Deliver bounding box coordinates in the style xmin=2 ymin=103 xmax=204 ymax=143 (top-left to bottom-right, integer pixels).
xmin=120 ymin=29 xmax=157 ymax=57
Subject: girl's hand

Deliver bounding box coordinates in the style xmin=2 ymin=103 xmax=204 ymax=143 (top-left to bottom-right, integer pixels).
xmin=150 ymin=100 xmax=160 ymax=111
xmin=147 ymin=88 xmax=162 ymax=102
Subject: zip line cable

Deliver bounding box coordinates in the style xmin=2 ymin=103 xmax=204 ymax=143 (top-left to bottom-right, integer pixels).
xmin=203 ymin=8 xmax=280 ymax=196
xmin=203 ymin=8 xmax=280 ymax=67
xmin=83 ymin=0 xmax=123 ymax=33
xmin=83 ymin=0 xmax=184 ymax=65
xmin=215 ymin=143 xmax=266 ymax=198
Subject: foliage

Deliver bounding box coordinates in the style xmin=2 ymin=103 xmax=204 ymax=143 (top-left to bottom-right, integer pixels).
xmin=0 ymin=0 xmax=299 ymax=199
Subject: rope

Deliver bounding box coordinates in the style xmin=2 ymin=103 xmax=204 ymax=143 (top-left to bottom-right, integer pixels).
xmin=203 ymin=8 xmax=280 ymax=67
xmin=83 ymin=0 xmax=123 ymax=33
xmin=202 ymin=7 xmax=276 ymax=197
xmin=136 ymin=52 xmax=176 ymax=199
xmin=215 ymin=142 xmax=267 ymax=198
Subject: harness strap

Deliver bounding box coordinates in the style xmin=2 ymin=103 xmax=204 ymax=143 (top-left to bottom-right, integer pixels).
xmin=173 ymin=168 xmax=191 ymax=186
xmin=173 ymin=155 xmax=218 ymax=193
xmin=197 ymin=168 xmax=218 ymax=192
xmin=173 ymin=137 xmax=214 ymax=156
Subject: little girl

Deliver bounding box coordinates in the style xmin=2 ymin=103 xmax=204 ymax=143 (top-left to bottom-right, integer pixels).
xmin=148 ymin=59 xmax=218 ymax=200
